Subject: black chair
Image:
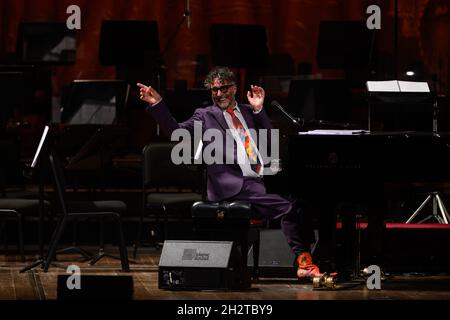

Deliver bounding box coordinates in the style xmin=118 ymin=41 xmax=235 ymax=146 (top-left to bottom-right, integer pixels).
xmin=191 ymin=201 xmax=263 ymax=285
xmin=43 ymin=151 xmax=129 ymax=272
xmin=0 ymin=209 xmax=24 ymax=261
xmin=0 ymin=141 xmax=51 ymax=262
xmin=133 ymin=142 xmax=202 ymax=258
xmin=0 ymin=197 xmax=53 ymax=263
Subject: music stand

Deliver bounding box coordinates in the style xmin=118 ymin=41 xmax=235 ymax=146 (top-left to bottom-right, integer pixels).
xmin=61 ymin=80 xmax=130 ymax=125
xmin=20 ymin=125 xmax=67 ymax=272
xmin=366 ymin=80 xmax=434 ymax=131
xmin=287 ymin=79 xmax=354 ymax=128
xmin=317 ymin=21 xmax=372 ymax=70
xmin=210 ymin=24 xmax=269 ymax=98
xmin=210 ymin=24 xmax=269 ymax=69
xmin=163 ymin=87 xmax=212 ymax=121
xmin=65 ymin=126 xmax=128 ymax=265
xmin=367 ymin=81 xmax=450 ymax=224
xmin=0 ymin=72 xmax=29 ymax=130
xmin=99 ymin=20 xmax=162 ymax=90
xmin=16 ymin=22 xmax=76 ymax=65
xmin=317 ymin=20 xmax=373 ymax=86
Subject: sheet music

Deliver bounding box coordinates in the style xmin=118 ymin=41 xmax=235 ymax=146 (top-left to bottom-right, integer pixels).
xmin=398 ymin=81 xmax=430 ymax=92
xmin=69 ymin=100 xmax=116 ymax=125
xmin=366 ymin=80 xmax=430 ymax=93
xmin=31 ymin=125 xmax=49 ymax=168
xmin=298 ymin=130 xmax=368 ymax=135
xmin=366 ymin=80 xmax=400 ymax=92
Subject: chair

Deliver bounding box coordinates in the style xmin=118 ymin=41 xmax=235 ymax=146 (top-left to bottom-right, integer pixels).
xmin=43 ymin=151 xmax=129 ymax=272
xmin=0 ymin=197 xmax=53 ymax=263
xmin=191 ymin=201 xmax=263 ymax=285
xmin=0 ymin=138 xmax=51 ymax=262
xmin=133 ymin=143 xmax=202 ymax=258
xmin=0 ymin=209 xmax=24 ymax=261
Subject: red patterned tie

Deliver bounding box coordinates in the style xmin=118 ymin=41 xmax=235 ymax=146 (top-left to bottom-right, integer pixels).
xmin=226 ymin=106 xmax=261 ymax=174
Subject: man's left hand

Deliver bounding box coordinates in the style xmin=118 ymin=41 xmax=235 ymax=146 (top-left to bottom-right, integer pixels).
xmin=247 ymin=85 xmax=265 ymax=112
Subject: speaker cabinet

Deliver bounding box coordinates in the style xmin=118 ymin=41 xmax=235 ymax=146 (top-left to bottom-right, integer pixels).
xmin=158 ymin=240 xmax=250 ymax=290
xmin=248 ymin=229 xmax=296 ymax=278
xmin=57 ymin=275 xmax=133 ymax=300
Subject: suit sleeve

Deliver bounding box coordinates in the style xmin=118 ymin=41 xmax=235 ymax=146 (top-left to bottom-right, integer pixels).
xmin=253 ymin=109 xmax=273 ymax=130
xmin=146 ymin=100 xmax=204 ymax=138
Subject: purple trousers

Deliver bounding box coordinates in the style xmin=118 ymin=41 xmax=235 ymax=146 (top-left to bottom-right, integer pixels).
xmin=226 ymin=177 xmax=313 ymax=256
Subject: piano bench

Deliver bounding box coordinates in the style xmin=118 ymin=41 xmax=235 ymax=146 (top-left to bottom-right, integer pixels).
xmin=191 ymin=201 xmax=262 ymax=283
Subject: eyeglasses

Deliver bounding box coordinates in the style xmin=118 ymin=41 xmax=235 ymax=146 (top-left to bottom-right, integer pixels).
xmin=210 ymin=84 xmax=234 ymax=94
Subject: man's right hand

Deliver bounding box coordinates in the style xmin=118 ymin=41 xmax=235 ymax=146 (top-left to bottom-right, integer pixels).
xmin=137 ymin=83 xmax=162 ymax=105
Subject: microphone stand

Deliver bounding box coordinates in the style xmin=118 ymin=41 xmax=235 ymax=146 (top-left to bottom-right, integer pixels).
xmin=270 ymin=101 xmax=304 ymax=128
xmin=161 ymin=4 xmax=190 ymax=59
xmin=271 ymin=100 xmax=355 ymax=130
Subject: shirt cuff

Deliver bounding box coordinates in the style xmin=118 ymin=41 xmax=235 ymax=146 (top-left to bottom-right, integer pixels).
xmin=150 ymin=98 xmax=163 ymax=107
xmin=252 ymin=107 xmax=263 ymax=114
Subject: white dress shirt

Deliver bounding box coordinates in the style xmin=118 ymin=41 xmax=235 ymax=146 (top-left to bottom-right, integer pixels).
xmin=223 ymin=102 xmax=263 ymax=177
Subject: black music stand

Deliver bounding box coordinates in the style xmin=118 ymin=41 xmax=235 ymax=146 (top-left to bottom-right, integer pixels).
xmin=317 ymin=20 xmax=374 ymax=87
xmin=317 ymin=21 xmax=372 ymax=70
xmin=287 ymin=79 xmax=355 ymax=129
xmin=20 ymin=125 xmax=66 ymax=273
xmin=61 ymin=80 xmax=130 ymax=126
xmin=16 ymin=22 xmax=76 ymax=65
xmin=64 ymin=126 xmax=128 ymax=265
xmin=37 ymin=126 xmax=129 ymax=272
xmin=366 ymin=80 xmax=435 ymax=131
xmin=210 ymin=24 xmax=269 ymax=98
xmin=367 ymin=81 xmax=450 ymax=224
xmin=99 ymin=20 xmax=163 ymax=91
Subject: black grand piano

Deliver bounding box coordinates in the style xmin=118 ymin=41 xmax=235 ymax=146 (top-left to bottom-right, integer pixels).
xmin=285 ymin=130 xmax=450 ymax=275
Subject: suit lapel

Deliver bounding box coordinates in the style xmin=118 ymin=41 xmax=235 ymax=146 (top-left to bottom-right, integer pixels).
xmin=210 ymin=105 xmax=229 ymax=132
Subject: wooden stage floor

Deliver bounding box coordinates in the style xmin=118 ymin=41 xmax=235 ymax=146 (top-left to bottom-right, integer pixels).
xmin=1 ymin=247 xmax=450 ymax=301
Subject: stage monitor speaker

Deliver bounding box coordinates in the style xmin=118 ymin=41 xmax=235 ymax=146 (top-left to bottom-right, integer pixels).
xmin=158 ymin=240 xmax=249 ymax=290
xmin=248 ymin=229 xmax=296 ymax=278
xmin=57 ymin=275 xmax=134 ymax=300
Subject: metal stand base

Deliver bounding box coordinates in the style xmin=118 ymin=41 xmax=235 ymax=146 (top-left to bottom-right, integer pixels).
xmin=19 ymin=258 xmax=66 ymax=273
xmin=89 ymin=248 xmax=122 ymax=266
xmin=406 ymin=192 xmax=450 ymax=224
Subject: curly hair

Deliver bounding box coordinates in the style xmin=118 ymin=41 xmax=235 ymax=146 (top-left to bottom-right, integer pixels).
xmin=203 ymin=67 xmax=236 ymax=88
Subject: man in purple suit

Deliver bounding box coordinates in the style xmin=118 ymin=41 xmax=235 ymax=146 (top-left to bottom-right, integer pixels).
xmin=138 ymin=67 xmax=321 ymax=280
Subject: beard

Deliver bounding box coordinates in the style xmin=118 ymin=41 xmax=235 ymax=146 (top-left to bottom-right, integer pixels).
xmin=213 ymin=94 xmax=235 ymax=109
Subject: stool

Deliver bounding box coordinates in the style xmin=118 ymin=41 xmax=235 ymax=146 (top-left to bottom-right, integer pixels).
xmin=191 ymin=201 xmax=262 ymax=287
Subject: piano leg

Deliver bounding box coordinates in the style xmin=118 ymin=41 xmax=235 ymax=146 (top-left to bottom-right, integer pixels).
xmin=340 ymin=204 xmax=360 ymax=280
xmin=314 ymin=198 xmax=339 ymax=274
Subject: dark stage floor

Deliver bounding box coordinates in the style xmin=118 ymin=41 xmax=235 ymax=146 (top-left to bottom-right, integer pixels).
xmin=0 ymin=247 xmax=449 ymax=320
xmin=1 ymin=247 xmax=450 ymax=301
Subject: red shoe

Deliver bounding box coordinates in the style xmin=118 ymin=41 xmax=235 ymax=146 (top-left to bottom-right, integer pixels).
xmin=296 ymin=252 xmax=322 ymax=280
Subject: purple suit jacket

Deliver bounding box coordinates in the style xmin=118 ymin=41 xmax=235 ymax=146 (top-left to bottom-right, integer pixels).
xmin=147 ymin=101 xmax=273 ymax=201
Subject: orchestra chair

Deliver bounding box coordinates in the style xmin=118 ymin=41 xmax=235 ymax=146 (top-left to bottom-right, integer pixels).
xmin=0 ymin=183 xmax=51 ymax=263
xmin=43 ymin=151 xmax=129 ymax=272
xmin=0 ymin=208 xmax=24 ymax=261
xmin=133 ymin=143 xmax=202 ymax=258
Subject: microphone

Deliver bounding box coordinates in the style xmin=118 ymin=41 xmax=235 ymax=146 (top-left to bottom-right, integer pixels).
xmin=270 ymin=100 xmax=304 ymax=127
xmin=185 ymin=0 xmax=191 ymax=29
